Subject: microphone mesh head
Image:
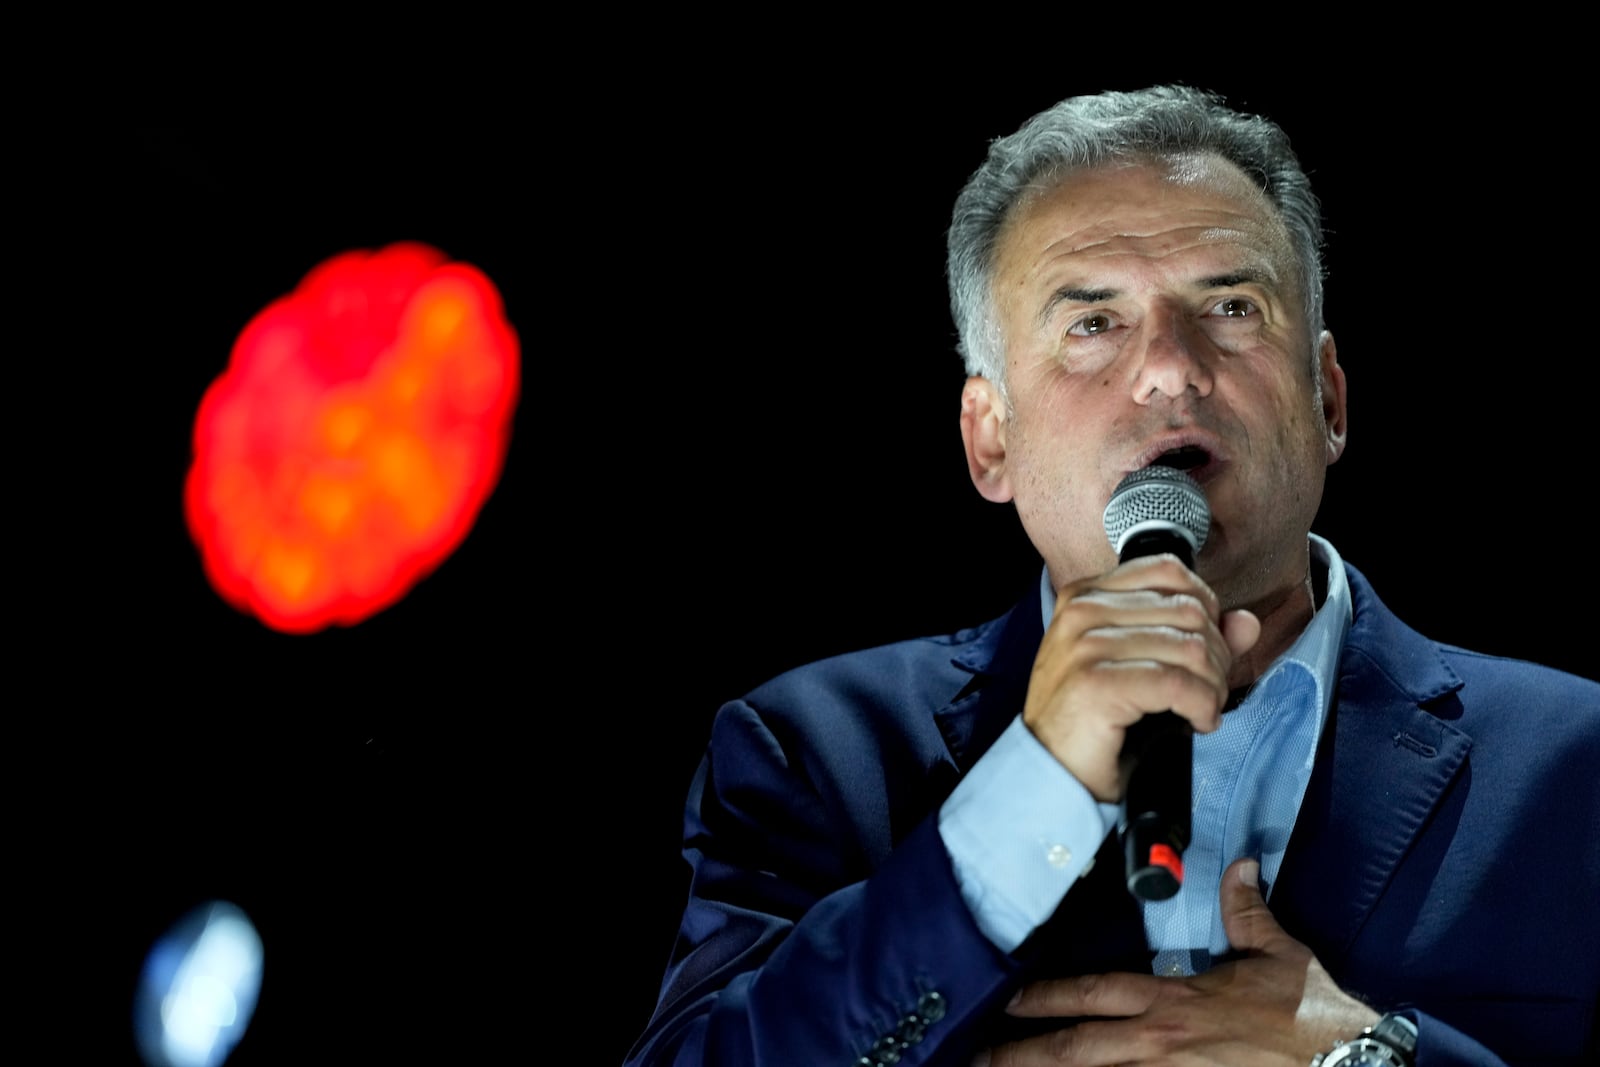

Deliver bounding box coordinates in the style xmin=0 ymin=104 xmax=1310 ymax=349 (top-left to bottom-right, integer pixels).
xmin=1103 ymin=466 xmax=1211 ymax=556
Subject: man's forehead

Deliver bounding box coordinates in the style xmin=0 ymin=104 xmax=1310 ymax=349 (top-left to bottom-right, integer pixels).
xmin=999 ymin=153 xmax=1296 ymax=280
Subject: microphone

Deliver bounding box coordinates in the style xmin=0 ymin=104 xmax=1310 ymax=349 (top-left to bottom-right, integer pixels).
xmin=1102 ymin=464 xmax=1211 ymax=902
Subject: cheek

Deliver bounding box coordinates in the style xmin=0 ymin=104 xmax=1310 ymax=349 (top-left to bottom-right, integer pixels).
xmin=1266 ymin=397 xmax=1332 ymax=504
xmin=1010 ymin=448 xmax=1101 ymax=540
xmin=1255 ymin=371 xmax=1323 ymax=444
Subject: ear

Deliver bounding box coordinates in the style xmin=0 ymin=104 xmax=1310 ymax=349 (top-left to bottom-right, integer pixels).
xmin=1316 ymin=331 xmax=1348 ymax=465
xmin=959 ymin=376 xmax=1014 ymax=503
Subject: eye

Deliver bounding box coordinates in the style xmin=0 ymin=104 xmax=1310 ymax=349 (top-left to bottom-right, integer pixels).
xmin=1067 ymin=312 xmax=1115 ymax=337
xmin=1210 ymin=296 xmax=1258 ymax=318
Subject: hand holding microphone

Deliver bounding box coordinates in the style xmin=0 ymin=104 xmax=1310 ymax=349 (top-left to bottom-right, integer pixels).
xmin=1021 ymin=464 xmax=1257 ymax=900
xmin=1102 ymin=465 xmax=1212 ymax=901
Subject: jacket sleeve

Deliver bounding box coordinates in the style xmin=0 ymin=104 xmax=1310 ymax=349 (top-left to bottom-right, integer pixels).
xmin=623 ymin=697 xmax=1024 ymax=1067
xmin=1409 ymin=1009 xmax=1512 ymax=1067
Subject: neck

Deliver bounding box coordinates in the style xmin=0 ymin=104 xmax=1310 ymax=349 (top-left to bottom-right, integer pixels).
xmin=1226 ymin=566 xmax=1318 ymax=691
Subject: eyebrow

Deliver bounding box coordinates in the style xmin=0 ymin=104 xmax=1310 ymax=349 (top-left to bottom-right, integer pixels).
xmin=1036 ymin=287 xmax=1114 ymax=328
xmin=1196 ymin=269 xmax=1275 ymax=290
xmin=1036 ymin=268 xmax=1279 ymax=327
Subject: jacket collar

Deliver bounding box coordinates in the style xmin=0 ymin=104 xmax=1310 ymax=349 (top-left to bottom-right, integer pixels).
xmin=934 ymin=593 xmax=1043 ymax=772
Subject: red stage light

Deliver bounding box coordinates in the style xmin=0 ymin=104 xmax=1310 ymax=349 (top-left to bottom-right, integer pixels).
xmin=185 ymin=242 xmax=519 ymax=633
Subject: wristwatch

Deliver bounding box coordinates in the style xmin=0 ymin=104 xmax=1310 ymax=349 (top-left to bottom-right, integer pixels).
xmin=1310 ymin=1012 xmax=1417 ymax=1067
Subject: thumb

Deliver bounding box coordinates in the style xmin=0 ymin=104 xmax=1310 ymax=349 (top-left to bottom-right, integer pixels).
xmin=1221 ymin=608 xmax=1262 ymax=659
xmin=1221 ymin=857 xmax=1294 ymax=956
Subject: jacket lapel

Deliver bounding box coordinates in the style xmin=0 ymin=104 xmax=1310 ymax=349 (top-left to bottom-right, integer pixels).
xmin=1272 ymin=565 xmax=1472 ymax=968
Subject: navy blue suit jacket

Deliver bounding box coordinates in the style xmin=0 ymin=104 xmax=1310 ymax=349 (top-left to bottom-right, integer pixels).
xmin=627 ymin=565 xmax=1599 ymax=1066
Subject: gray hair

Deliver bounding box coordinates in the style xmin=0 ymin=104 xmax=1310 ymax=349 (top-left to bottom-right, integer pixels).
xmin=946 ymin=85 xmax=1325 ymax=390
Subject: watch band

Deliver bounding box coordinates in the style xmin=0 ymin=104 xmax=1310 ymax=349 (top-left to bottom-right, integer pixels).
xmin=1309 ymin=1012 xmax=1417 ymax=1067
xmin=1371 ymin=1013 xmax=1418 ymax=1061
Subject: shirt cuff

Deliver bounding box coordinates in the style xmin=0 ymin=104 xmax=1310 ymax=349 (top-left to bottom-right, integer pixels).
xmin=938 ymin=716 xmax=1119 ymax=953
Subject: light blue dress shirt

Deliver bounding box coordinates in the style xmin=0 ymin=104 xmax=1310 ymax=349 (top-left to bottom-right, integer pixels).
xmin=938 ymin=535 xmax=1351 ymax=975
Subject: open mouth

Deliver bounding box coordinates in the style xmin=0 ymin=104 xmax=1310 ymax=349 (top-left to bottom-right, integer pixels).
xmin=1150 ymin=445 xmax=1210 ymax=473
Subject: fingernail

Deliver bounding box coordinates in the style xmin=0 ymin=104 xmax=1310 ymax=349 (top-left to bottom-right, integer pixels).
xmin=1239 ymin=858 xmax=1260 ymax=887
xmin=1006 ymin=988 xmax=1022 ymax=1010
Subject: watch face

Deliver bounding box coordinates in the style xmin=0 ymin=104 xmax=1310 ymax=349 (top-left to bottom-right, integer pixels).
xmin=1325 ymin=1037 xmax=1408 ymax=1067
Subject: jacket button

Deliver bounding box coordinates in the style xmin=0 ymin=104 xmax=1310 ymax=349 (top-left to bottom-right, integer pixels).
xmin=896 ymin=1015 xmax=926 ymax=1045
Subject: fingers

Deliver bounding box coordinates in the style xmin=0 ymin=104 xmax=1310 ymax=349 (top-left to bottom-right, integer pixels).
xmin=1220 ymin=857 xmax=1298 ymax=958
xmin=1051 ymin=560 xmax=1235 ymax=722
xmin=1023 ymin=555 xmax=1240 ymax=798
xmin=980 ymin=1023 xmax=1129 ymax=1067
xmin=983 ymin=872 xmax=1365 ymax=1067
xmin=1006 ymin=971 xmax=1163 ymax=1018
xmin=984 ymin=976 xmax=1173 ymax=1067
xmin=980 ymin=1018 xmax=1140 ymax=1067
xmin=1076 ymin=553 xmax=1220 ymax=601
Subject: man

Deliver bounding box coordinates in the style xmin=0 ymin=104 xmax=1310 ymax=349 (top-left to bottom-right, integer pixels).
xmin=625 ymin=86 xmax=1599 ymax=1066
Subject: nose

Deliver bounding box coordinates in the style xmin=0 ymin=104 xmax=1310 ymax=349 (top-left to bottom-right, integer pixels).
xmin=1130 ymin=304 xmax=1214 ymax=404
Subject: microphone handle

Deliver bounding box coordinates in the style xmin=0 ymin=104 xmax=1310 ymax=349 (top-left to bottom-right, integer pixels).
xmin=1117 ymin=526 xmax=1197 ymax=902
xmin=1121 ymin=711 xmax=1191 ymax=901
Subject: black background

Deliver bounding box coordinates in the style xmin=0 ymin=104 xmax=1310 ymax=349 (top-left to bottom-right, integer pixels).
xmin=65 ymin=58 xmax=1592 ymax=1065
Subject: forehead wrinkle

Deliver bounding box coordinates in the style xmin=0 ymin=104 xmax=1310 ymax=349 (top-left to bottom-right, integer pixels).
xmin=1026 ymin=217 xmax=1277 ymax=290
xmin=996 ymin=157 xmax=1306 ymax=347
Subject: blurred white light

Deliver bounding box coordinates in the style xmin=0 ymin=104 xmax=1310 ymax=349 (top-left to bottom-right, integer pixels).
xmin=134 ymin=901 xmax=264 ymax=1067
